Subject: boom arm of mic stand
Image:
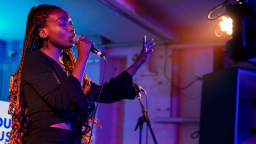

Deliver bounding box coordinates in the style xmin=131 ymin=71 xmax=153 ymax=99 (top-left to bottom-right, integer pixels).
xmin=137 ymin=92 xmax=158 ymax=144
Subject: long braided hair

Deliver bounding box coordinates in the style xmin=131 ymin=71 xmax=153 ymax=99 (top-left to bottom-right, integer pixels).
xmin=7 ymin=4 xmax=98 ymax=144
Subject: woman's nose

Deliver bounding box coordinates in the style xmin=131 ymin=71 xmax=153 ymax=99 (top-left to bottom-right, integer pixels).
xmin=69 ymin=25 xmax=75 ymax=33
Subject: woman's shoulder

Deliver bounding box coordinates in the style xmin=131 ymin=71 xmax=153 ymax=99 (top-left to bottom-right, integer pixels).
xmin=22 ymin=50 xmax=53 ymax=77
xmin=23 ymin=50 xmax=50 ymax=69
xmin=24 ymin=50 xmax=44 ymax=60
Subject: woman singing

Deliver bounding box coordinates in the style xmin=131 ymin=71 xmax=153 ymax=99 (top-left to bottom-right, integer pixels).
xmin=7 ymin=4 xmax=154 ymax=144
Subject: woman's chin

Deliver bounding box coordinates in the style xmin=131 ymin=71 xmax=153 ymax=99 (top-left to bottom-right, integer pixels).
xmin=69 ymin=42 xmax=75 ymax=48
xmin=64 ymin=42 xmax=74 ymax=49
xmin=69 ymin=44 xmax=75 ymax=48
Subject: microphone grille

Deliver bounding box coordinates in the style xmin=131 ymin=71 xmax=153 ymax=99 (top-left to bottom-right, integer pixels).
xmin=73 ymin=35 xmax=81 ymax=45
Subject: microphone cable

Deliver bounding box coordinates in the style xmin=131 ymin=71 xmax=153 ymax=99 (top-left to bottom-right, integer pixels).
xmin=144 ymin=90 xmax=149 ymax=144
xmin=138 ymin=87 xmax=149 ymax=144
xmin=88 ymin=56 xmax=107 ymax=144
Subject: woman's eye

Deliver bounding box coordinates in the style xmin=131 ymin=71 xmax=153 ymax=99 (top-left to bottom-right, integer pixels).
xmin=58 ymin=20 xmax=66 ymax=26
xmin=60 ymin=23 xmax=66 ymax=26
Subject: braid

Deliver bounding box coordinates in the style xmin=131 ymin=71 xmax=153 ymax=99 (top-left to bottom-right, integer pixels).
xmin=63 ymin=48 xmax=101 ymax=143
xmin=7 ymin=4 xmax=60 ymax=144
xmin=7 ymin=4 xmax=99 ymax=144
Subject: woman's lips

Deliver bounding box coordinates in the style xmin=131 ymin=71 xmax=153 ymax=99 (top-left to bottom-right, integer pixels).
xmin=70 ymin=34 xmax=75 ymax=38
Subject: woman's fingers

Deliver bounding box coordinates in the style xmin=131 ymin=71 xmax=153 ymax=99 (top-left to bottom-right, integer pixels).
xmin=146 ymin=39 xmax=154 ymax=46
xmin=143 ymin=36 xmax=155 ymax=51
xmin=78 ymin=36 xmax=91 ymax=41
xmin=78 ymin=36 xmax=93 ymax=46
xmin=146 ymin=44 xmax=155 ymax=54
xmin=147 ymin=43 xmax=155 ymax=49
xmin=143 ymin=35 xmax=147 ymax=47
xmin=147 ymin=47 xmax=154 ymax=54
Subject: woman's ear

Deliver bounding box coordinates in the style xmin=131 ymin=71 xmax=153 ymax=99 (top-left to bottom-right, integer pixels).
xmin=39 ymin=28 xmax=48 ymax=39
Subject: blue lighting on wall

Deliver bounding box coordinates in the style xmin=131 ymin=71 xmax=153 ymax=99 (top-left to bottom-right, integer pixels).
xmin=0 ymin=1 xmax=40 ymax=42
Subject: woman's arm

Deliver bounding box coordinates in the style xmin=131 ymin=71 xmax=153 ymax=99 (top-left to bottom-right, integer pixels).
xmin=71 ymin=36 xmax=92 ymax=84
xmin=72 ymin=56 xmax=88 ymax=84
xmin=126 ymin=35 xmax=155 ymax=77
xmin=90 ymin=71 xmax=135 ymax=103
xmin=90 ymin=35 xmax=155 ymax=103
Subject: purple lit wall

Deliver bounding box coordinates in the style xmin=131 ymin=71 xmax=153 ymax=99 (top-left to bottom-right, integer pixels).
xmin=87 ymin=42 xmax=216 ymax=144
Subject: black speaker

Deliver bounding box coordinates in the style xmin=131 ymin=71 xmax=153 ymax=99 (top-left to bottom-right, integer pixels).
xmin=199 ymin=67 xmax=256 ymax=144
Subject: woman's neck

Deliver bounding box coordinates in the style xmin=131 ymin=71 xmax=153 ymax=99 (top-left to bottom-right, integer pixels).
xmin=41 ymin=43 xmax=63 ymax=61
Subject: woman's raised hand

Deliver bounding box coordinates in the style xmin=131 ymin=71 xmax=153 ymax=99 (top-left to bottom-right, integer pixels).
xmin=136 ymin=35 xmax=155 ymax=65
xmin=76 ymin=36 xmax=93 ymax=60
xmin=125 ymin=35 xmax=155 ymax=77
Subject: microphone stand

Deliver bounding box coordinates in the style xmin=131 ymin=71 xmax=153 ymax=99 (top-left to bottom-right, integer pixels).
xmin=134 ymin=92 xmax=157 ymax=144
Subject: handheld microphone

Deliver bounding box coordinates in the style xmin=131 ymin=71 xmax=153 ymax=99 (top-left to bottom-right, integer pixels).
xmin=73 ymin=35 xmax=104 ymax=57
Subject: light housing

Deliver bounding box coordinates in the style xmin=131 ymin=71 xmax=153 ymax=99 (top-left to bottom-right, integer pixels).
xmin=225 ymin=1 xmax=256 ymax=61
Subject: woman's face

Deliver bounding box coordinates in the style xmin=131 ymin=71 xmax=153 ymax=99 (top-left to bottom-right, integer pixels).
xmin=43 ymin=8 xmax=75 ymax=49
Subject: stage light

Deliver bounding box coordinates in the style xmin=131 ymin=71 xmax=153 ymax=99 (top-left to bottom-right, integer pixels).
xmin=208 ymin=0 xmax=256 ymax=61
xmin=219 ymin=16 xmax=233 ymax=35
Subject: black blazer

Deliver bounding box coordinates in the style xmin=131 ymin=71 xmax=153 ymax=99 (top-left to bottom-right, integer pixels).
xmin=21 ymin=50 xmax=135 ymax=142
